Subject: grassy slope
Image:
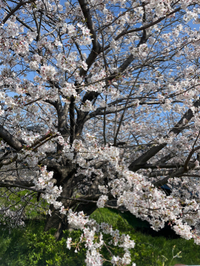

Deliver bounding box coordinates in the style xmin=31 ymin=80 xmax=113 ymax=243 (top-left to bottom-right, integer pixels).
xmin=91 ymin=208 xmax=200 ymax=265
xmin=0 ymin=208 xmax=200 ymax=265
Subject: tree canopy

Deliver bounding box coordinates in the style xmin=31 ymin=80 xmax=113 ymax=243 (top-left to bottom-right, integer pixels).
xmin=1 ymin=0 xmax=200 ymax=264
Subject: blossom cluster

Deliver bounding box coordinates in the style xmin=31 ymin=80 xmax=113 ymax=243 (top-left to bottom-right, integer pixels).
xmin=66 ymin=209 xmax=136 ymax=266
xmin=66 ymin=136 xmax=200 ymax=244
xmin=0 ymin=209 xmax=25 ymax=228
xmin=40 ymin=65 xmax=57 ymax=81
xmin=33 ymin=166 xmax=63 ymax=209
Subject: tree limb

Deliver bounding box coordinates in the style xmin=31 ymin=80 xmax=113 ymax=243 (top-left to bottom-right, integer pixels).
xmin=129 ymin=98 xmax=200 ymax=171
xmin=0 ymin=126 xmax=22 ymax=151
xmin=3 ymin=0 xmax=36 ymax=24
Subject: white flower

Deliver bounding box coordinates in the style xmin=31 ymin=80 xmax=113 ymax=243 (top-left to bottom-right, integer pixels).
xmin=67 ymin=24 xmax=76 ymax=36
xmin=0 ymin=91 xmax=5 ymax=101
xmin=29 ymin=61 xmax=39 ymax=70
xmin=60 ymin=206 xmax=67 ymax=215
xmin=57 ymin=53 xmax=77 ymax=72
xmin=66 ymin=237 xmax=72 ymax=249
xmin=81 ymin=26 xmax=90 ymax=36
xmin=54 ymin=39 xmax=62 ymax=46
xmin=6 ymin=20 xmax=19 ymax=37
xmin=62 ymin=83 xmax=77 ymax=97
xmin=80 ymin=100 xmax=95 ymax=112
xmin=97 ymin=195 xmax=108 ymax=208
xmin=67 ymin=209 xmax=89 ymax=229
xmin=85 ymin=248 xmax=103 ymax=266
xmin=40 ymin=65 xmax=57 ymax=80
xmin=57 ymin=136 xmax=65 ymax=146
xmin=81 ymin=61 xmax=88 ymax=70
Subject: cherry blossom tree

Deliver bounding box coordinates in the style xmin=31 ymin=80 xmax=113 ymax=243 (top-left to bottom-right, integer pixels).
xmin=1 ymin=0 xmax=200 ymax=264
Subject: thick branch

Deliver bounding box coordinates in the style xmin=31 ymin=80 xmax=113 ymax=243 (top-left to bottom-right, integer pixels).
xmin=0 ymin=179 xmax=34 ymax=189
xmin=136 ymin=163 xmax=182 ymax=169
xmin=70 ymin=96 xmax=75 ymax=145
xmin=78 ymin=0 xmax=101 ymax=77
xmin=0 ymin=126 xmax=22 ymax=151
xmin=153 ymin=160 xmax=198 ymax=188
xmin=129 ymin=98 xmax=200 ymax=171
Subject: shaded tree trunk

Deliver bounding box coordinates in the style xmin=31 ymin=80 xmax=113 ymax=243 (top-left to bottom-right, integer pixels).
xmin=44 ymin=161 xmax=97 ymax=240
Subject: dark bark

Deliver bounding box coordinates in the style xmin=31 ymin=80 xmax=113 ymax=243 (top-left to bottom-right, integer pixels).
xmin=44 ymin=159 xmax=98 ymax=240
xmin=44 ymin=162 xmax=75 ymax=240
xmin=78 ymin=0 xmax=101 ymax=77
xmin=44 ymin=199 xmax=97 ymax=241
xmin=75 ymin=111 xmax=87 ymax=137
xmin=0 ymin=126 xmax=22 ymax=151
xmin=69 ymin=96 xmax=75 ymax=145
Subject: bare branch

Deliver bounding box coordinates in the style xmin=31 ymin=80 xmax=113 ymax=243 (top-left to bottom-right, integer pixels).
xmin=3 ymin=0 xmax=36 ymax=24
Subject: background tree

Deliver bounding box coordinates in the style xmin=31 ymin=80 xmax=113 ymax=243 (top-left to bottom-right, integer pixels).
xmin=1 ymin=0 xmax=200 ymax=252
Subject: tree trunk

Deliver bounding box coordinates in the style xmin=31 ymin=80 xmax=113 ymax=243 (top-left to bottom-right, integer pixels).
xmin=44 ymin=161 xmax=97 ymax=240
xmin=44 ymin=201 xmax=97 ymax=240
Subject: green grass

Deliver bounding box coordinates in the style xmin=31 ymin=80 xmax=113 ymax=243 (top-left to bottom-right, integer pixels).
xmin=0 ymin=208 xmax=200 ymax=265
xmin=0 ymin=187 xmax=49 ymax=222
xmin=91 ymin=208 xmax=200 ymax=265
xmin=0 ymin=219 xmax=85 ymax=266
